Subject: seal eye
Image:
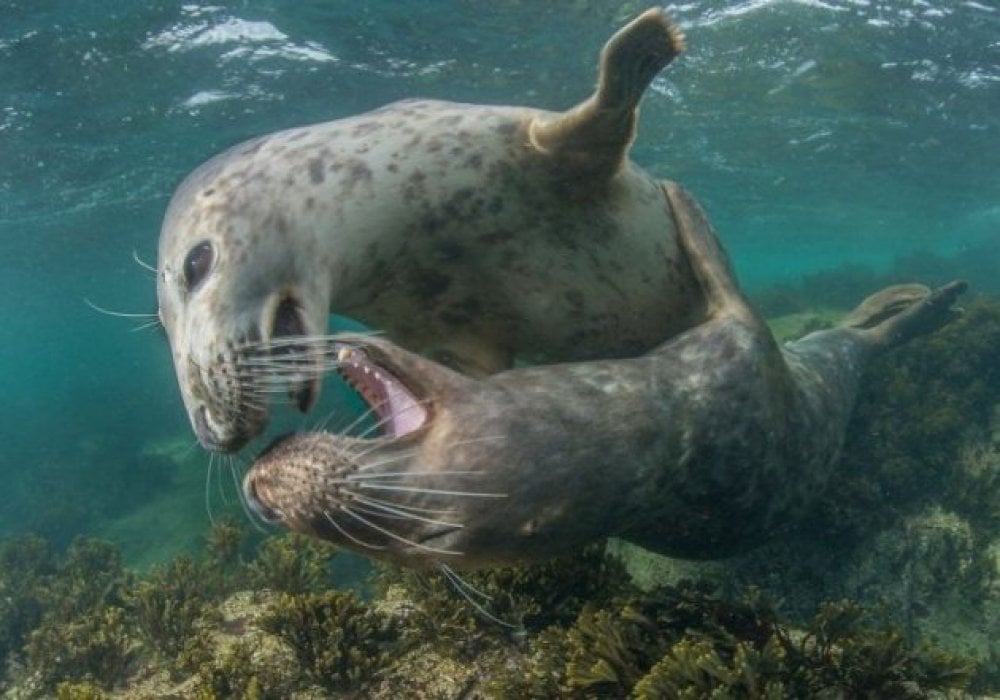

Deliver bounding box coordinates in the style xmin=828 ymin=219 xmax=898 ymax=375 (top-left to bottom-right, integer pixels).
xmin=183 ymin=241 xmax=214 ymax=291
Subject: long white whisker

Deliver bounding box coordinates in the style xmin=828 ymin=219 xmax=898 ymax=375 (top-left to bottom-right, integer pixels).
xmin=349 ymin=493 xmax=463 ymax=528
xmin=439 ymin=563 xmax=519 ymax=629
xmin=132 ymin=249 xmax=157 ymax=273
xmin=348 ymin=493 xmax=458 ymax=516
xmin=341 ymin=506 xmax=463 ymax=556
xmin=130 ymin=319 xmax=163 ymax=333
xmin=218 ymin=455 xmax=233 ymax=506
xmin=350 ymin=470 xmax=483 ymax=480
xmin=324 ymin=510 xmax=387 ymax=550
xmin=83 ymin=298 xmax=158 ymax=319
xmin=230 ymin=458 xmax=269 ymax=534
xmin=205 ymin=454 xmax=217 ymax=527
xmin=354 ymin=448 xmax=422 ymax=473
xmin=354 ymin=483 xmax=507 ymax=499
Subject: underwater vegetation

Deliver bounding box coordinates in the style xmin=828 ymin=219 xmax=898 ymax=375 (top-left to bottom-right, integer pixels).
xmin=0 ymin=523 xmax=983 ymax=698
xmin=808 ymin=296 xmax=1000 ymax=541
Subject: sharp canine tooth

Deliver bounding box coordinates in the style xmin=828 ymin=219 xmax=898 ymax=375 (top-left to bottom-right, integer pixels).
xmin=337 ymin=347 xmax=351 ymax=362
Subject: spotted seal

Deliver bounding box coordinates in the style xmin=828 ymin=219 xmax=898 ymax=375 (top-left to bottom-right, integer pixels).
xmin=242 ymin=183 xmax=966 ymax=568
xmin=157 ymin=9 xmax=706 ymax=452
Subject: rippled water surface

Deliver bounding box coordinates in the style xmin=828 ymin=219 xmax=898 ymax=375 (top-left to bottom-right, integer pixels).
xmin=0 ymin=0 xmax=997 ymax=556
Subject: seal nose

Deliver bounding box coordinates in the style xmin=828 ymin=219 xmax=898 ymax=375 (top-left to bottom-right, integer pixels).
xmin=242 ymin=471 xmax=281 ymax=524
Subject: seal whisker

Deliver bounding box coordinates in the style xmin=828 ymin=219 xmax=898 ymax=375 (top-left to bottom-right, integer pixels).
xmin=204 ymin=453 xmax=217 ymax=527
xmin=340 ymin=505 xmax=464 ymax=556
xmin=353 ymin=444 xmax=419 ymax=468
xmin=222 ymin=454 xmax=269 ymax=533
xmin=353 ymin=483 xmax=507 ymax=499
xmin=440 ymin=563 xmax=491 ymax=602
xmin=349 ymin=470 xmax=483 ymax=480
xmin=344 ymin=493 xmax=458 ymax=517
xmin=351 ymin=436 xmax=503 ymax=474
xmin=241 ymin=330 xmax=383 ymax=351
xmin=84 ymin=298 xmax=162 ymax=333
xmin=439 ymin=563 xmax=520 ymax=629
xmin=132 ymin=248 xmax=157 ymax=274
xmin=324 ymin=510 xmax=387 ymax=551
xmin=83 ymin=298 xmax=159 ymax=320
xmin=348 ymin=493 xmax=463 ymax=529
xmin=132 ymin=318 xmax=164 ymax=333
xmin=218 ymin=454 xmax=236 ymax=506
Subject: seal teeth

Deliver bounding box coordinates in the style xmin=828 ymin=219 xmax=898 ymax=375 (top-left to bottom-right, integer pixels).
xmin=334 ymin=349 xmax=427 ymax=438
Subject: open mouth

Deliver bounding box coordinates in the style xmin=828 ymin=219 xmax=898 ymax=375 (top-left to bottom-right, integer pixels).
xmin=334 ymin=344 xmax=429 ymax=439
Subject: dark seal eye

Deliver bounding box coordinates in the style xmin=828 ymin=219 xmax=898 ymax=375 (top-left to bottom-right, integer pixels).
xmin=183 ymin=241 xmax=214 ymax=291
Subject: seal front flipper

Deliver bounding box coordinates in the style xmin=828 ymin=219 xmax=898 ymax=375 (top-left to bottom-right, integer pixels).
xmin=661 ymin=181 xmax=759 ymax=327
xmin=529 ymin=9 xmax=686 ymax=179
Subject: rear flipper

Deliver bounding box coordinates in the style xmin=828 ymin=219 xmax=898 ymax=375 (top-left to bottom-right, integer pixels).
xmin=529 ymin=9 xmax=685 ymax=178
xmin=841 ymin=280 xmax=967 ymax=349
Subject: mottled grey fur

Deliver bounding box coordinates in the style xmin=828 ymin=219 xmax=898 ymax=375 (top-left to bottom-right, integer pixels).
xmin=243 ymin=182 xmax=966 ymax=568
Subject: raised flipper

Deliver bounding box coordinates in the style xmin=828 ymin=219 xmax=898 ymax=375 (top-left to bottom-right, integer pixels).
xmin=662 ymin=181 xmax=757 ymax=325
xmin=529 ymin=9 xmax=685 ymax=178
xmin=841 ymin=280 xmax=967 ymax=349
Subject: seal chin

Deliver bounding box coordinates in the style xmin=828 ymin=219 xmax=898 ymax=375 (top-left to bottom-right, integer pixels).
xmin=193 ymin=404 xmax=252 ymax=452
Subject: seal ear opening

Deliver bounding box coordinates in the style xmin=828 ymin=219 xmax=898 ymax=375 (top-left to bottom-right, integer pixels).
xmin=270 ymin=295 xmax=321 ymax=413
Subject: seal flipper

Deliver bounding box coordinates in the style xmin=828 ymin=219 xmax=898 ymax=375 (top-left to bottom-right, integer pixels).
xmin=529 ymin=9 xmax=685 ymax=178
xmin=662 ymin=181 xmax=758 ymax=326
xmin=841 ymin=280 xmax=967 ymax=350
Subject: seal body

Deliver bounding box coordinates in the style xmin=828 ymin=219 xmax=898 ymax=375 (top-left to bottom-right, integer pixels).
xmin=157 ymin=10 xmax=703 ymax=452
xmin=242 ymin=183 xmax=966 ymax=569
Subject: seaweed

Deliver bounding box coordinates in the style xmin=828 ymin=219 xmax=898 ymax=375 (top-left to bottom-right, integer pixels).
xmin=122 ymin=555 xmax=220 ymax=662
xmin=54 ymin=681 xmax=108 ymax=700
xmin=0 ymin=535 xmax=53 ymax=667
xmin=261 ymin=589 xmax=401 ymax=692
xmin=487 ymin=584 xmax=974 ymax=699
xmin=184 ymin=636 xmax=289 ymax=700
xmin=376 ymin=543 xmax=631 ymax=658
xmin=26 ymin=605 xmax=137 ymax=691
xmin=245 ymin=532 xmax=338 ymax=595
xmin=807 ymin=297 xmax=1000 ymax=542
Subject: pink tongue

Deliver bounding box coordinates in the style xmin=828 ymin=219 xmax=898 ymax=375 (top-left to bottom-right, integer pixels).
xmin=380 ymin=376 xmax=426 ymax=437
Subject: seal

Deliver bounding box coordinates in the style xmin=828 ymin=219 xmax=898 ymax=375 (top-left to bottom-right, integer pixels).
xmin=157 ymin=9 xmax=707 ymax=453
xmin=241 ymin=182 xmax=967 ymax=569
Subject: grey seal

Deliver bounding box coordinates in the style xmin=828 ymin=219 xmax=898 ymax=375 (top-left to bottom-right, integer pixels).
xmin=241 ymin=183 xmax=967 ymax=569
xmin=157 ymin=9 xmax=706 ymax=452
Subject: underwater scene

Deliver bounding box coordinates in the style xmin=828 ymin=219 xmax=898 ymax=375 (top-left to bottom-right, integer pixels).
xmin=1 ymin=0 xmax=999 ymax=696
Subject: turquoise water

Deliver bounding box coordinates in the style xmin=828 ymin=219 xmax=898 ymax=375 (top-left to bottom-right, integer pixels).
xmin=0 ymin=0 xmax=997 ymax=561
